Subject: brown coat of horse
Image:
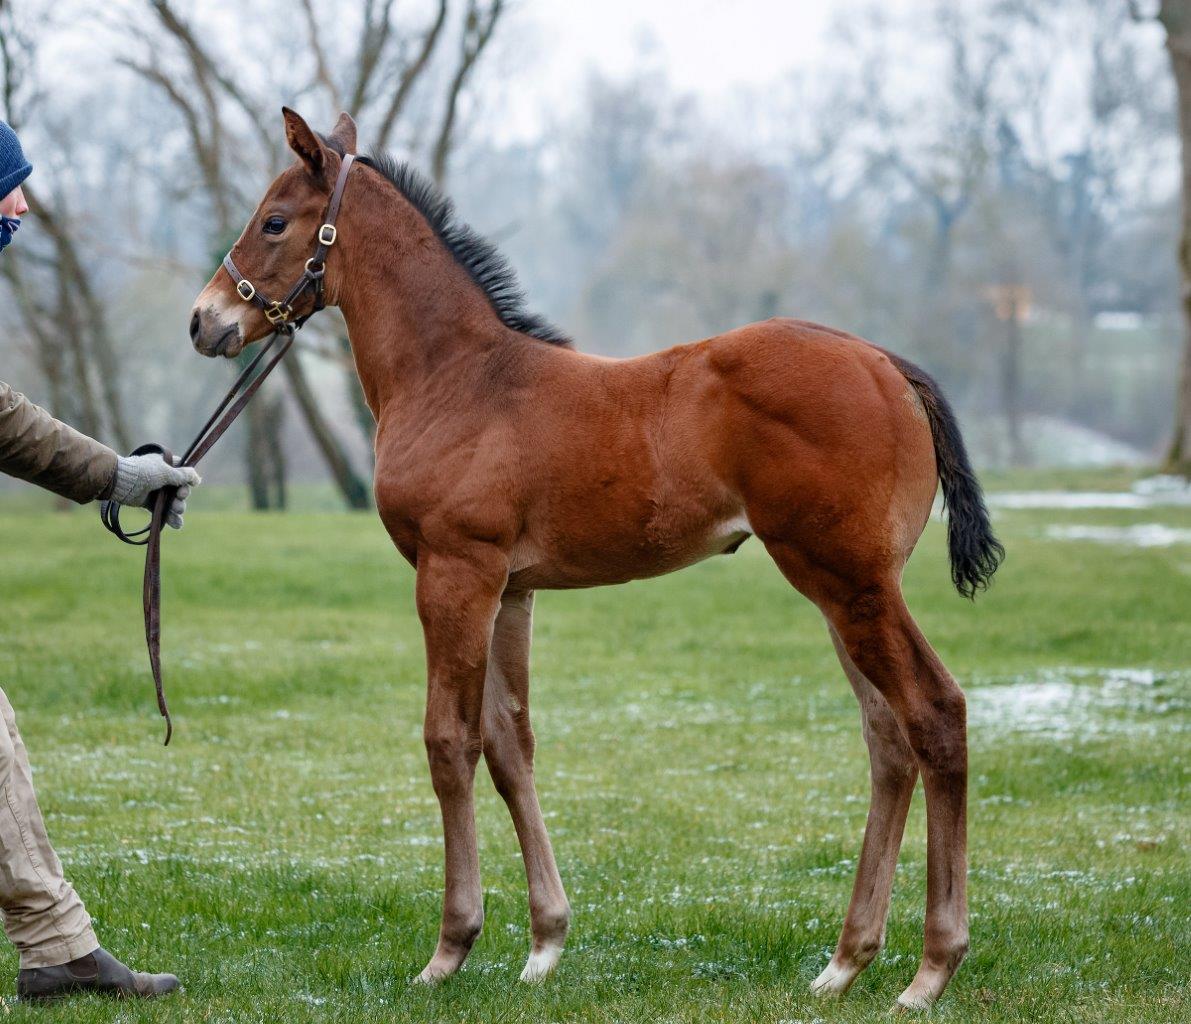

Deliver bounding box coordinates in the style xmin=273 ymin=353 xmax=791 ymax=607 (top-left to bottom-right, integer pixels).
xmin=189 ymin=110 xmax=1003 ymax=1011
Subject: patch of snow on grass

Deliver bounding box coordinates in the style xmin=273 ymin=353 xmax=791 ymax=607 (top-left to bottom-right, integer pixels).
xmin=1044 ymin=524 xmax=1191 ymax=547
xmin=991 ymin=492 xmax=1153 ymax=510
xmin=967 ymin=667 xmax=1187 ymax=740
xmin=989 ymin=475 xmax=1191 ymax=511
xmin=1133 ymin=474 xmax=1191 ymax=498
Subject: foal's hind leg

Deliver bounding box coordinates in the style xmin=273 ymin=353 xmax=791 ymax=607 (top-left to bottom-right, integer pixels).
xmin=824 ymin=591 xmax=969 ymax=1011
xmin=811 ymin=624 xmax=918 ymax=997
xmin=481 ymin=590 xmax=570 ymax=981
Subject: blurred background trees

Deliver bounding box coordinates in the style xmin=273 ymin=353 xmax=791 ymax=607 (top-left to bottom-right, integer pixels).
xmin=1151 ymin=0 xmax=1191 ymax=473
xmin=0 ymin=0 xmax=1186 ymax=507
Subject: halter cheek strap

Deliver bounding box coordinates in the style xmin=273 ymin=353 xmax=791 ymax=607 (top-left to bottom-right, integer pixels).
xmin=222 ymin=152 xmax=356 ymax=328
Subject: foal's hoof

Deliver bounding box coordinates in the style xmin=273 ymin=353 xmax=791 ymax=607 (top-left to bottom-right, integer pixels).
xmin=893 ymin=989 xmax=936 ymax=1013
xmin=810 ymin=960 xmax=858 ymax=997
xmin=519 ymin=944 xmax=563 ymax=983
xmin=413 ymin=965 xmax=451 ymax=986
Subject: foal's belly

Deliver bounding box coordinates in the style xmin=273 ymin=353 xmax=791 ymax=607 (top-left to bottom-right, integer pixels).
xmin=508 ymin=510 xmax=753 ymax=590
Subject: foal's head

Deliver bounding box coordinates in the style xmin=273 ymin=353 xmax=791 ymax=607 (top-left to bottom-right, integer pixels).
xmin=190 ymin=108 xmax=356 ymax=358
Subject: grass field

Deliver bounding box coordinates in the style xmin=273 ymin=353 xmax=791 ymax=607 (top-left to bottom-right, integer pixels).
xmin=0 ymin=470 xmax=1186 ymax=1022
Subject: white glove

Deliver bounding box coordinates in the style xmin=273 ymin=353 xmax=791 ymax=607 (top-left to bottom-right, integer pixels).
xmin=109 ymin=454 xmax=201 ymax=530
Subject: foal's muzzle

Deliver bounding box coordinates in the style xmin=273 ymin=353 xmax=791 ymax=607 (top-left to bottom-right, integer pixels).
xmin=190 ymin=306 xmax=244 ymax=358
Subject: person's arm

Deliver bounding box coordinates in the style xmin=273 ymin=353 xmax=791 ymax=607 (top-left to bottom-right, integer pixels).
xmin=0 ymin=380 xmax=200 ymax=526
xmin=0 ymin=379 xmax=117 ymax=503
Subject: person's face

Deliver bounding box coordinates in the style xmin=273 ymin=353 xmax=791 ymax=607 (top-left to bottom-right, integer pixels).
xmin=0 ymin=186 xmax=29 ymax=218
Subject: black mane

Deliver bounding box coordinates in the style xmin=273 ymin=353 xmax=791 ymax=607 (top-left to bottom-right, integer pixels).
xmin=322 ymin=137 xmax=570 ymax=347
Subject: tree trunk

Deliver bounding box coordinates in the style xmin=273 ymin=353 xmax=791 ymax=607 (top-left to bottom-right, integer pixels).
xmin=1162 ymin=0 xmax=1191 ymax=474
xmin=1171 ymin=299 xmax=1191 ymax=473
xmin=281 ymin=352 xmax=371 ymax=509
xmin=233 ymin=345 xmax=283 ymax=510
xmin=30 ymin=190 xmax=133 ymax=450
xmin=1067 ymin=292 xmax=1093 ymax=394
xmin=55 ymin=275 xmax=103 ymax=440
xmin=263 ymin=393 xmax=287 ymax=510
xmin=245 ymin=399 xmax=274 ymax=510
xmin=1003 ymin=295 xmax=1027 ymax=466
xmin=923 ymin=206 xmax=957 ymax=298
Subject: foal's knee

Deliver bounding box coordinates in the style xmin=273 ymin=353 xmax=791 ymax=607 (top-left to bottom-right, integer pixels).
xmin=424 ymin=724 xmax=482 ymax=796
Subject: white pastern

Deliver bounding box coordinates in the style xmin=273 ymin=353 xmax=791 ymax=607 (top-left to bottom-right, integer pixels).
xmin=811 ymin=959 xmax=859 ymax=996
xmin=895 ymin=986 xmax=937 ymax=1012
xmin=519 ymin=943 xmax=564 ymax=982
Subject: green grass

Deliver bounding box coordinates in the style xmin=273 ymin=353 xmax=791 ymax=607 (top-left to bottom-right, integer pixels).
xmin=0 ymin=470 xmax=1187 ymax=1022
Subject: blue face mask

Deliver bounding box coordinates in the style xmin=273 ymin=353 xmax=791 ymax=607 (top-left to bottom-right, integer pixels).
xmin=0 ymin=215 xmax=19 ymax=252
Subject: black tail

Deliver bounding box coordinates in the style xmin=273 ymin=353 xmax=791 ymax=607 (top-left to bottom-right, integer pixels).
xmin=886 ymin=352 xmax=1005 ymax=599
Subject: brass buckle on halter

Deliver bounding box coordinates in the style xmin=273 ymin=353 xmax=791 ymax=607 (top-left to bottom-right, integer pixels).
xmin=264 ymin=301 xmax=293 ymax=324
xmin=236 ymin=280 xmax=256 ymax=302
xmin=304 ymin=257 xmax=325 ymax=277
xmin=317 ymin=224 xmax=337 ymax=246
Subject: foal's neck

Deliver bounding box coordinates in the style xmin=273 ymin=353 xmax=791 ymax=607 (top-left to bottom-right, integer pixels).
xmin=331 ymin=177 xmax=518 ymax=418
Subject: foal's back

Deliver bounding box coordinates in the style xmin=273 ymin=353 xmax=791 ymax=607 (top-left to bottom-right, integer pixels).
xmin=475 ymin=316 xmax=939 ymax=591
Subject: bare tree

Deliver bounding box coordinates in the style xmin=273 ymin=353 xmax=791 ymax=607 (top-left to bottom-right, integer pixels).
xmin=115 ymin=2 xmax=290 ymax=508
xmin=120 ymin=0 xmax=508 ymax=507
xmin=431 ymin=0 xmax=504 ymax=184
xmin=843 ymin=3 xmax=1009 ymax=297
xmin=0 ymin=0 xmax=132 ymax=453
xmin=1151 ymin=0 xmax=1191 ymax=473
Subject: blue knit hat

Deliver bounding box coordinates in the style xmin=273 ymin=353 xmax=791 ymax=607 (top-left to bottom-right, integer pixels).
xmin=0 ymin=120 xmax=33 ymax=200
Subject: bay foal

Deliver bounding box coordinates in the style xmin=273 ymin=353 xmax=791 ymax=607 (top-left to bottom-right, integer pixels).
xmin=189 ymin=110 xmax=1003 ymax=1010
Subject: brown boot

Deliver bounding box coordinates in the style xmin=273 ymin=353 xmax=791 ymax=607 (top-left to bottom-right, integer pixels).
xmin=16 ymin=947 xmax=180 ymax=1000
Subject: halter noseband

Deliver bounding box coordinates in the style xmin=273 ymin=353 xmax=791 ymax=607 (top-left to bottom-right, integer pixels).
xmin=222 ymin=152 xmax=356 ymax=332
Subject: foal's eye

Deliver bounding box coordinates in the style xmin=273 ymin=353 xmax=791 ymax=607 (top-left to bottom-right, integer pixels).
xmin=262 ymin=216 xmax=287 ymax=235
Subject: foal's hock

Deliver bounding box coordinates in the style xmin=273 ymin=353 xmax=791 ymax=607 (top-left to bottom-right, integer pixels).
xmin=186 ymin=108 xmax=1002 ymax=1012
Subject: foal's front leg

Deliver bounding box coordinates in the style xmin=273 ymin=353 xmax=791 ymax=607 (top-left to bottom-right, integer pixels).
xmin=414 ymin=545 xmax=508 ymax=984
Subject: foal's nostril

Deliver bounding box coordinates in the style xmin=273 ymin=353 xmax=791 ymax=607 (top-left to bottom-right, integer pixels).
xmin=189 ymin=310 xmax=202 ymax=343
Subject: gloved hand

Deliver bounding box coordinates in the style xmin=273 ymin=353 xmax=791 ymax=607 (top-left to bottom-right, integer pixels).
xmin=109 ymin=454 xmax=201 ymax=530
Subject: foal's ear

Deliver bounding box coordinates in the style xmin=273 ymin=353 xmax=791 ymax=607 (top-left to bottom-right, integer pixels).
xmin=327 ymin=112 xmax=357 ymax=156
xmin=282 ymin=107 xmax=329 ymax=186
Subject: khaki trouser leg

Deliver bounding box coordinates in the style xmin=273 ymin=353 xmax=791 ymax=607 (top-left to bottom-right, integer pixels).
xmin=0 ymin=687 xmax=98 ymax=968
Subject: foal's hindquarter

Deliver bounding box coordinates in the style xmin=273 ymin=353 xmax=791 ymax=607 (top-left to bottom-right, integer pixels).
xmin=374 ymin=319 xmax=966 ymax=1008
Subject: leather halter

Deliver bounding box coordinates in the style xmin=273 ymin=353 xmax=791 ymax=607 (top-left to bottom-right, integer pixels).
xmin=100 ymin=153 xmax=358 ymax=745
xmin=222 ymin=152 xmax=355 ymax=331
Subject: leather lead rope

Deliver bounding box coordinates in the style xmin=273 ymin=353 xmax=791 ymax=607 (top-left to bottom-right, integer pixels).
xmin=100 ymin=329 xmax=294 ymax=744
xmin=101 ymin=154 xmax=356 ymax=745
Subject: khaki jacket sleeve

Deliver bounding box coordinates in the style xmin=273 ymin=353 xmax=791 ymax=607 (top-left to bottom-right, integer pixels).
xmin=0 ymin=380 xmax=118 ymax=504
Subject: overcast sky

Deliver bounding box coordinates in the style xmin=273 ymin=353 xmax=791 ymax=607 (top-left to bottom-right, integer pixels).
xmin=530 ymin=1 xmax=833 ymax=91
xmin=496 ymin=0 xmax=840 ymax=140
